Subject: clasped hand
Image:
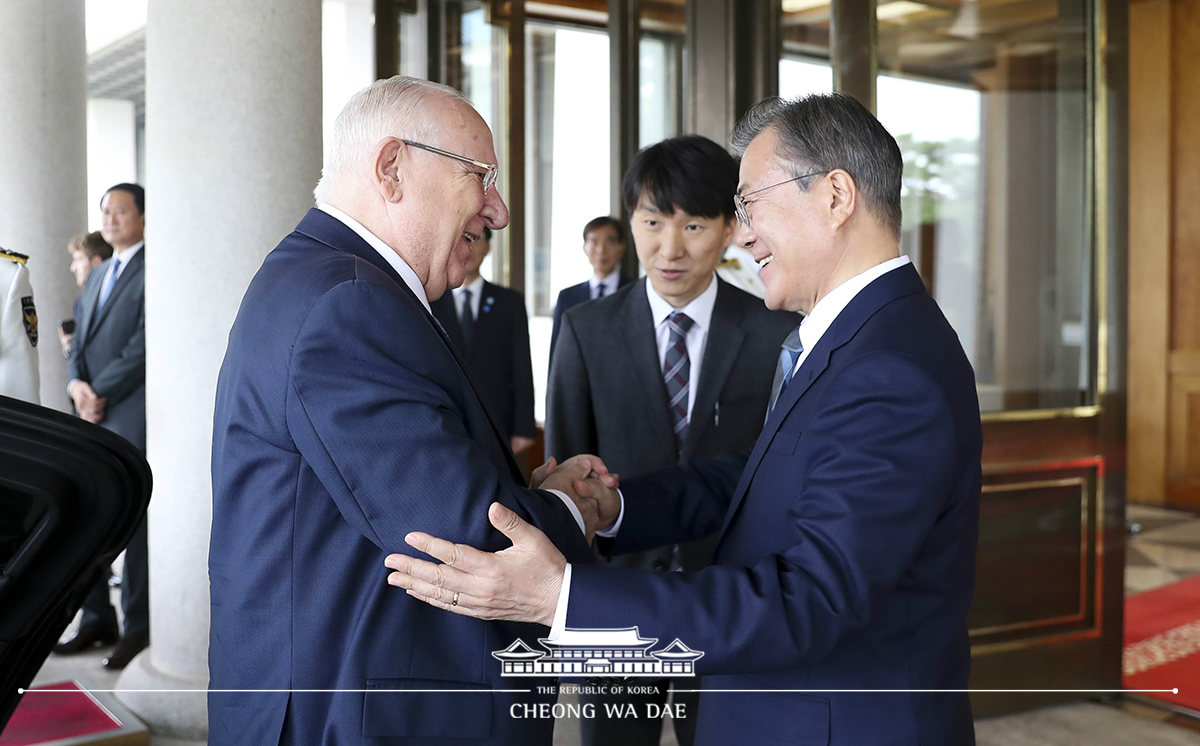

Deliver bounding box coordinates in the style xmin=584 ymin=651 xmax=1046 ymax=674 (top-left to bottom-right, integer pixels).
xmin=530 ymin=454 xmax=621 ymax=542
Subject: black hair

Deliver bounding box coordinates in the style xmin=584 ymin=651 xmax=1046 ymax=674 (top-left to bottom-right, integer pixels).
xmin=102 ymin=183 xmax=145 ymax=214
xmin=731 ymin=94 xmax=903 ymax=238
xmin=621 ymin=135 xmax=737 ymax=222
xmin=581 ymin=216 xmax=626 ymax=245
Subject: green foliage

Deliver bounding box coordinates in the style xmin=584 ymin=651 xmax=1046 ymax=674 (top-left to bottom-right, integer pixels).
xmin=896 ymin=133 xmax=980 ymax=228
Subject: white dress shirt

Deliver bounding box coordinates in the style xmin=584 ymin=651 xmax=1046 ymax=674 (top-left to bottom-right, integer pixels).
xmin=549 ymin=256 xmax=914 ymax=639
xmin=645 ymin=273 xmax=718 ymax=421
xmin=590 ymin=271 xmax=621 ymax=299
xmin=104 ymin=241 xmax=143 ymax=285
xmin=452 ymin=276 xmax=486 ymax=321
xmin=791 ymin=256 xmax=912 ymax=376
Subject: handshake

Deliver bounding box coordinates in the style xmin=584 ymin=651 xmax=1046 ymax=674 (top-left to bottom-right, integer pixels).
xmin=529 ymin=453 xmax=622 ymax=543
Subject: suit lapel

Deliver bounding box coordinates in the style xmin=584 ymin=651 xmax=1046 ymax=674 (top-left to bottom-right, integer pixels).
xmin=620 ymin=280 xmax=679 ymax=463
xmin=683 ymin=281 xmax=746 ymax=459
xmin=87 ymin=250 xmax=144 ymax=339
xmin=716 ymin=262 xmax=927 ymax=541
xmin=295 ymin=209 xmax=525 ymax=484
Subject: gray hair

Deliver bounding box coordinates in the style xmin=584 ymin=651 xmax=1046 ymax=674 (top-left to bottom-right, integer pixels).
xmin=313 ymin=76 xmax=472 ymax=204
xmin=731 ymin=93 xmax=903 ymax=239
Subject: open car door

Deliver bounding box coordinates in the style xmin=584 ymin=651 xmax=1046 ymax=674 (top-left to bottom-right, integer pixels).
xmin=0 ymin=394 xmax=151 ymax=728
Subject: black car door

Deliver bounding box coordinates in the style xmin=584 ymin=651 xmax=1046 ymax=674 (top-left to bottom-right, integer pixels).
xmin=0 ymin=394 xmax=151 ymax=727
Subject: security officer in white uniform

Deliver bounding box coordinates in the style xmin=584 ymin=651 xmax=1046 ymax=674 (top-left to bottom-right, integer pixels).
xmin=0 ymin=247 xmax=40 ymax=404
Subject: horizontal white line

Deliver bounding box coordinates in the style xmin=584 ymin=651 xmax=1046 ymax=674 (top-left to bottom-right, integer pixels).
xmin=19 ymin=688 xmax=1179 ymax=694
xmin=674 ymin=689 xmax=1180 ymax=694
xmin=18 ymin=689 xmax=533 ymax=694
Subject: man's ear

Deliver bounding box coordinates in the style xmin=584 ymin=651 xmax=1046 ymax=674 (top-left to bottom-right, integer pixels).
xmin=827 ymin=169 xmax=857 ymax=232
xmin=374 ymin=137 xmax=405 ymax=203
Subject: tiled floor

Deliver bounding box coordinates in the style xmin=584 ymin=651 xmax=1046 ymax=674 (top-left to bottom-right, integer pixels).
xmin=20 ymin=504 xmax=1200 ymax=745
xmin=1126 ymin=504 xmax=1200 ymax=596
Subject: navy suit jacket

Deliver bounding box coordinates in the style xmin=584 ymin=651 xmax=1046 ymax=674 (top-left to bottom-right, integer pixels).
xmin=430 ymin=281 xmax=536 ymax=441
xmin=67 ymin=249 xmax=145 ymax=450
xmin=548 ymin=276 xmax=630 ymax=366
xmin=209 ymin=209 xmax=593 ymax=745
xmin=569 ymin=263 xmax=981 ymax=746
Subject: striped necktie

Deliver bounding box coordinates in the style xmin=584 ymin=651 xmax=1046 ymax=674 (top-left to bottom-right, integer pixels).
xmin=663 ymin=312 xmax=695 ymax=454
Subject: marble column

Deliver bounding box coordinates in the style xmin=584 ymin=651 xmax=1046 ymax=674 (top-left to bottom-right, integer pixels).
xmin=0 ymin=0 xmax=87 ymax=411
xmin=116 ymin=1 xmax=322 ymax=739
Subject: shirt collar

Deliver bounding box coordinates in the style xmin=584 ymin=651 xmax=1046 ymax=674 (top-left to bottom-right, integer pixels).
xmin=797 ymin=256 xmax=911 ymax=356
xmin=113 ymin=241 xmax=143 ymax=266
xmin=590 ymin=271 xmax=620 ymax=293
xmin=454 ymin=276 xmax=486 ymax=299
xmin=645 ymin=272 xmax=719 ymax=332
xmin=318 ymin=203 xmax=431 ymax=313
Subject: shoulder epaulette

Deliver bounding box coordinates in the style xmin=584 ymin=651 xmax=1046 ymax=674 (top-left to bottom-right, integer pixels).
xmin=717 ymin=257 xmax=742 ymax=271
xmin=0 ymin=249 xmax=28 ymax=265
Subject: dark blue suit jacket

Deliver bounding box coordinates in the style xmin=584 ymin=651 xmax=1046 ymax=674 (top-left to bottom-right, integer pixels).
xmin=209 ymin=209 xmax=592 ymax=745
xmin=548 ymin=276 xmax=630 ymax=366
xmin=569 ymin=263 xmax=981 ymax=746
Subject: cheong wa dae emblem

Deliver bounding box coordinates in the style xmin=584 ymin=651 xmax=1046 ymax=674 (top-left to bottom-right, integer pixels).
xmin=492 ymin=627 xmax=704 ymax=677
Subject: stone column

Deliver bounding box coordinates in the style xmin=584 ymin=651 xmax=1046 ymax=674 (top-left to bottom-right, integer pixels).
xmin=116 ymin=1 xmax=322 ymax=739
xmin=0 ymin=0 xmax=87 ymax=411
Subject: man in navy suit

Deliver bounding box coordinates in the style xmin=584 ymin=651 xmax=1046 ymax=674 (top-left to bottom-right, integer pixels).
xmin=210 ymin=77 xmax=614 ymax=746
xmin=431 ymin=225 xmax=537 ymax=456
xmin=548 ymin=216 xmax=630 ymax=363
xmin=387 ymin=93 xmax=983 ymax=746
xmin=55 ymin=183 xmax=149 ymax=671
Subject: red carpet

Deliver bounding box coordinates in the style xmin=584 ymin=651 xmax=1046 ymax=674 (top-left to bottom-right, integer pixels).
xmin=1124 ymin=573 xmax=1200 ymax=711
xmin=0 ymin=681 xmax=121 ymax=746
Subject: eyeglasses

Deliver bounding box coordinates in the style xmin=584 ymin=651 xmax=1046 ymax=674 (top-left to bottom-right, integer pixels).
xmin=402 ymin=140 xmax=498 ymax=194
xmin=734 ymin=170 xmax=827 ymax=227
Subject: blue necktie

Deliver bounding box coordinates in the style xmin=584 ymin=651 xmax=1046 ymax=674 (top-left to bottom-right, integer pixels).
xmin=769 ymin=325 xmax=804 ymax=413
xmin=98 ymin=257 xmax=121 ymax=310
xmin=663 ymin=312 xmax=695 ymax=454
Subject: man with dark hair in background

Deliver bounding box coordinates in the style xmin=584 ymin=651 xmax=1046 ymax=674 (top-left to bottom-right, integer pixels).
xmin=549 ymin=215 xmax=631 ymax=363
xmin=55 ymin=183 xmax=149 ymax=670
xmin=60 ymin=231 xmax=113 ymax=358
xmin=546 ymin=134 xmax=799 ymax=746
xmin=431 ymin=225 xmax=538 ymax=456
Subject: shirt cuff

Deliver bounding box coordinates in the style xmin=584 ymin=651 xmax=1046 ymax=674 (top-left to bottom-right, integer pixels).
xmin=595 ymin=489 xmax=625 ymax=538
xmin=547 ymin=563 xmax=572 ymax=639
xmin=545 ymin=489 xmax=586 ymax=536
xmin=67 ymin=379 xmax=82 ymax=397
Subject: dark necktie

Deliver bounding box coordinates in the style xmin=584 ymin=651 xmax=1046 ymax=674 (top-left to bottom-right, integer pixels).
xmin=98 ymin=257 xmax=121 ymax=309
xmin=769 ymin=325 xmax=804 ymax=413
xmin=596 ymin=283 xmax=606 ymax=299
xmin=460 ymin=289 xmax=475 ymax=351
xmin=663 ymin=312 xmax=695 ymax=454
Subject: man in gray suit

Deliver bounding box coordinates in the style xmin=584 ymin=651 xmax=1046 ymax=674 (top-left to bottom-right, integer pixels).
xmin=55 ymin=182 xmax=149 ymax=670
xmin=546 ymin=135 xmax=799 ymax=746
